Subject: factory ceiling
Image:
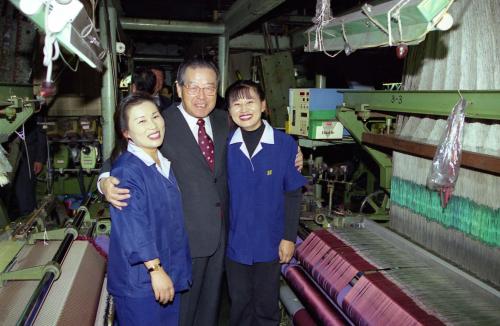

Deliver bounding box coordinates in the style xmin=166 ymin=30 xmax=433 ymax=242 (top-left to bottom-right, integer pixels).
xmin=106 ymin=0 xmax=400 ymax=90
xmin=114 ymin=0 xmax=372 ymax=60
xmin=119 ymin=0 xmax=239 ymax=22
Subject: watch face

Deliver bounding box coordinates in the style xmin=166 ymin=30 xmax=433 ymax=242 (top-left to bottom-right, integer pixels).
xmin=148 ymin=263 xmax=162 ymax=273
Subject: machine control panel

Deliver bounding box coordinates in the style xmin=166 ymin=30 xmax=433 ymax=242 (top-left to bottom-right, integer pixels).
xmin=288 ymin=88 xmax=310 ymax=136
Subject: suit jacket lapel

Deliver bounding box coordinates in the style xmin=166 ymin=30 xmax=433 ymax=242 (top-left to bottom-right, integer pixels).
xmin=164 ymin=106 xmax=208 ymax=170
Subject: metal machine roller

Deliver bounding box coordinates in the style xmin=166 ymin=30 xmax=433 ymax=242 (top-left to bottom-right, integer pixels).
xmin=0 ymin=197 xmax=110 ymax=325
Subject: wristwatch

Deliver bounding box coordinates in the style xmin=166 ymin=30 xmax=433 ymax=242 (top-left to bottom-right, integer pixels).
xmin=147 ymin=262 xmax=162 ymax=273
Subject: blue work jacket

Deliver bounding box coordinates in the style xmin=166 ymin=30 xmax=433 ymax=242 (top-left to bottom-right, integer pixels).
xmin=107 ymin=151 xmax=191 ymax=298
xmin=226 ymin=121 xmax=307 ymax=265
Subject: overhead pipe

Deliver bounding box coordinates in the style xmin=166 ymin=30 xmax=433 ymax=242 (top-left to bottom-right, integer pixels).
xmin=120 ymin=17 xmax=225 ymax=34
xmin=133 ymin=56 xmax=184 ymax=63
xmin=119 ymin=17 xmax=228 ymax=94
xmin=218 ymin=35 xmax=229 ymax=96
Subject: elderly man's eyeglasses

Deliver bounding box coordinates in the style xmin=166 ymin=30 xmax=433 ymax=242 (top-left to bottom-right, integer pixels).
xmin=182 ymin=84 xmax=217 ymax=96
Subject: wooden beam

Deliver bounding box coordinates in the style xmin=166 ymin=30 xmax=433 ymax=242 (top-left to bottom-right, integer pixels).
xmin=362 ymin=133 xmax=500 ymax=175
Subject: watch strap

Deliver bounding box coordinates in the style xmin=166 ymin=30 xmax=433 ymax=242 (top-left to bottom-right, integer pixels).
xmin=147 ymin=262 xmax=162 ymax=273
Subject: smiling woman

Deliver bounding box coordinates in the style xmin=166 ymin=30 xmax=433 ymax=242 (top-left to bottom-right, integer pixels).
xmin=224 ymin=80 xmax=306 ymax=326
xmin=227 ymin=83 xmax=266 ymax=132
xmin=111 ymin=94 xmax=164 ymax=162
xmin=122 ymin=100 xmax=165 ymax=161
xmin=107 ymin=93 xmax=192 ymax=325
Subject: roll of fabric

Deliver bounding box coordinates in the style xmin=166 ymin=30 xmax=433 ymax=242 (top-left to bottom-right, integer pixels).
xmin=280 ymin=283 xmax=317 ymax=326
xmin=283 ymin=264 xmax=348 ymax=326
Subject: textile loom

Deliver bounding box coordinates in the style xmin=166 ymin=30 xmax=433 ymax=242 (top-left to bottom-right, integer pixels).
xmin=0 ymin=196 xmax=111 ymax=325
xmin=350 ymin=90 xmax=500 ymax=289
xmin=284 ymin=219 xmax=500 ymax=325
xmin=283 ymin=89 xmax=500 ymax=325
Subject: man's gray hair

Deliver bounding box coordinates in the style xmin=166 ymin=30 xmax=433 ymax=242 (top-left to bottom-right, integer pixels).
xmin=176 ymin=58 xmax=220 ymax=86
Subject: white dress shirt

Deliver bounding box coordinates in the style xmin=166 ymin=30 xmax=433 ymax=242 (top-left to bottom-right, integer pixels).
xmin=178 ymin=103 xmax=213 ymax=141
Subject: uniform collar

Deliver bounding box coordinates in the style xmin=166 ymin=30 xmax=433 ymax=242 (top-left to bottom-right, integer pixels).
xmin=229 ymin=120 xmax=274 ymax=159
xmin=230 ymin=120 xmax=274 ymax=145
xmin=127 ymin=141 xmax=171 ymax=178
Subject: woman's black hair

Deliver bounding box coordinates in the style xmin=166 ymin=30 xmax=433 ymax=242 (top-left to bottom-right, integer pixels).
xmin=224 ymin=80 xmax=265 ymax=106
xmin=111 ymin=93 xmax=157 ymax=162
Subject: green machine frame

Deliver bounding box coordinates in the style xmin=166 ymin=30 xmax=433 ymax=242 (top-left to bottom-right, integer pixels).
xmin=305 ymin=0 xmax=454 ymax=52
xmin=334 ymin=90 xmax=500 ymax=215
xmin=0 ymin=84 xmax=36 ymax=227
xmin=0 ymin=84 xmax=36 ymax=143
xmin=340 ymin=90 xmax=500 ymax=120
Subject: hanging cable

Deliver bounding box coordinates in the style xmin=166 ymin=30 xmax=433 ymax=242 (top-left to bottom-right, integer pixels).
xmin=40 ymin=0 xmax=61 ymax=97
xmin=387 ymin=0 xmax=411 ymax=45
xmin=42 ymin=33 xmax=60 ymax=83
xmin=361 ymin=4 xmax=389 ymax=36
xmin=313 ymin=0 xmax=343 ymax=58
xmin=59 ymin=50 xmax=80 ymax=72
xmin=312 ymin=0 xmax=333 ymax=51
xmin=15 ymin=124 xmax=32 ymax=180
xmin=340 ymin=21 xmax=355 ymax=55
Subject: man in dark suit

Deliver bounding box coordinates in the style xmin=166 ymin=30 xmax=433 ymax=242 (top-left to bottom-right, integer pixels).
xmin=131 ymin=66 xmax=171 ymax=112
xmin=100 ymin=59 xmax=302 ymax=325
xmin=151 ymin=67 xmax=172 ymax=112
xmin=101 ymin=58 xmax=228 ymax=326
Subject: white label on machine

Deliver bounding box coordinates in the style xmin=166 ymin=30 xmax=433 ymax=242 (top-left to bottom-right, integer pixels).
xmin=315 ymin=121 xmax=343 ymax=139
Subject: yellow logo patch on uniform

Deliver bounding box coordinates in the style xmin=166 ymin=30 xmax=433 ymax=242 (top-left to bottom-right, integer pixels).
xmin=266 ymin=170 xmax=273 ymax=175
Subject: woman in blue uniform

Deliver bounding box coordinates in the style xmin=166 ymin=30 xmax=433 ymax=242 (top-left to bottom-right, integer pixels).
xmin=225 ymin=80 xmax=307 ymax=326
xmin=107 ymin=93 xmax=191 ymax=325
